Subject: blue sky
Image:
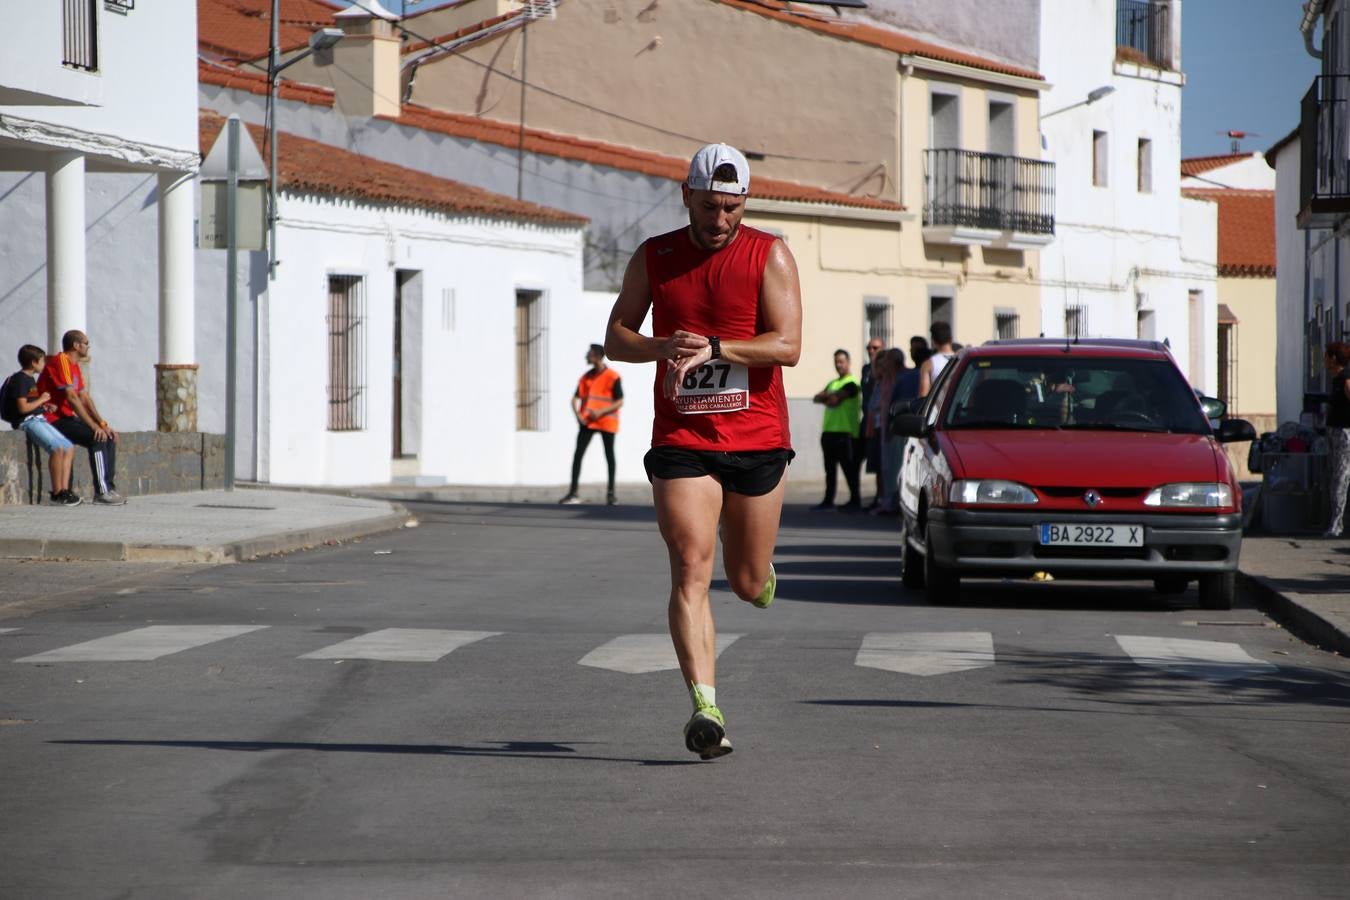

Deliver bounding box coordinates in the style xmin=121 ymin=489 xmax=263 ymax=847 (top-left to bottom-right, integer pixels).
xmin=382 ymin=0 xmax=1315 ymax=161
xmin=1180 ymin=0 xmax=1319 ymax=158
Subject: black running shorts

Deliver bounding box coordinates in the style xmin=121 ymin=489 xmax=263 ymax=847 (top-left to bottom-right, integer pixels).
xmin=643 ymin=447 xmax=795 ymax=496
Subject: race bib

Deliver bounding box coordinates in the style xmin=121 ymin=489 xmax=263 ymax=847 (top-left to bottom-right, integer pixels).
xmin=675 ymin=362 xmax=750 ymax=415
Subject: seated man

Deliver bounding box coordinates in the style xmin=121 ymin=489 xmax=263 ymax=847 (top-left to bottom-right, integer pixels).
xmin=1 ymin=345 xmax=80 ymax=506
xmin=37 ymin=330 xmax=126 ymax=505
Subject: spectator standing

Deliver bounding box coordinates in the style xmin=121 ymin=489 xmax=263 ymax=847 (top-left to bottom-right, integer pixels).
xmin=918 ymin=322 xmax=957 ymax=398
xmin=909 ymin=335 xmax=929 ymax=367
xmin=896 ymin=346 xmax=929 ymax=405
xmin=559 ymin=343 xmax=624 ymax=506
xmin=38 ymin=330 xmax=125 ymax=505
xmin=1324 ymin=341 xmax=1350 ymax=537
xmin=811 ymin=349 xmax=862 ymax=511
xmin=860 ymin=338 xmax=884 ymax=509
xmin=1 ymin=345 xmax=80 ymax=506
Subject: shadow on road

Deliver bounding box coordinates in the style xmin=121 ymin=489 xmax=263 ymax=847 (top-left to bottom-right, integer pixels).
xmin=49 ymin=739 xmax=700 ymax=766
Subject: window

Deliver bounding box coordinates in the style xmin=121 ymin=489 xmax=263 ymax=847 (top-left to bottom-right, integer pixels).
xmin=1137 ymin=308 xmax=1156 ymax=340
xmin=1065 ymin=304 xmax=1089 ymax=338
xmin=988 ymin=100 xmax=1015 ymax=156
xmin=515 ymin=289 xmax=548 ymax=431
xmin=1137 ymin=138 xmax=1153 ymax=193
xmin=62 ymin=0 xmax=98 ymax=71
xmin=1092 ymin=130 xmax=1109 ymax=187
xmin=864 ymin=297 xmax=893 ymax=348
xmin=1217 ymin=321 xmax=1237 ymax=414
xmin=930 ymin=90 xmax=960 ymax=149
xmin=327 ymin=275 xmax=366 ymax=432
xmin=995 ymin=310 xmax=1020 ymax=340
xmin=930 ymin=293 xmax=954 ymax=329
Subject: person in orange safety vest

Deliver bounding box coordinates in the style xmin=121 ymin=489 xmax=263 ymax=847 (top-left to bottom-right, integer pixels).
xmin=560 ymin=343 xmax=624 ymax=505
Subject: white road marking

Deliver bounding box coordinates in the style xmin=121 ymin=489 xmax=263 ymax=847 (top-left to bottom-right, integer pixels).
xmin=300 ymin=629 xmax=499 ymax=662
xmin=16 ymin=625 xmax=268 ymax=663
xmin=856 ymin=632 xmax=996 ymax=676
xmin=0 ymin=628 xmax=17 ymax=634
xmin=1115 ymin=635 xmax=1278 ymax=681
xmin=579 ymin=633 xmax=743 ymax=674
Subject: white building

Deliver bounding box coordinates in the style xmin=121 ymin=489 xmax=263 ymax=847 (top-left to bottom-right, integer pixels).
xmin=0 ymin=1 xmax=200 ymax=430
xmin=1038 ymin=0 xmax=1218 ymax=392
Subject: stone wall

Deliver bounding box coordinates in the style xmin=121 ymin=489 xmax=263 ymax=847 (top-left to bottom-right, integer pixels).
xmin=0 ymin=431 xmax=224 ymax=505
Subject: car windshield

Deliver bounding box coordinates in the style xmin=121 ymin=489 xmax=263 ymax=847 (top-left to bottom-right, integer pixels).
xmin=941 ymin=356 xmax=1212 ymax=434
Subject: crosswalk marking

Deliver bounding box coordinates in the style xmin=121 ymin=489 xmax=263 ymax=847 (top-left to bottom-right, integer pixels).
xmin=15 ymin=625 xmax=268 ymax=663
xmin=856 ymin=632 xmax=996 ymax=676
xmin=300 ymin=629 xmax=500 ymax=662
xmin=1115 ymin=635 xmax=1278 ymax=682
xmin=0 ymin=628 xmax=16 ymax=634
xmin=579 ymin=633 xmax=743 ymax=674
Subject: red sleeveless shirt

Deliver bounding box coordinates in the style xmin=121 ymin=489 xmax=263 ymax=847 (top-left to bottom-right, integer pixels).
xmin=645 ymin=225 xmax=791 ymax=452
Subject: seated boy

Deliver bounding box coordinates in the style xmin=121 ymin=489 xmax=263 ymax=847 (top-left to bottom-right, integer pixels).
xmin=1 ymin=345 xmax=81 ymax=506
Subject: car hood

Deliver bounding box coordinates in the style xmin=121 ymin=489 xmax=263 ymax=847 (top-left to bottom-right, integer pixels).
xmin=941 ymin=430 xmax=1221 ymax=487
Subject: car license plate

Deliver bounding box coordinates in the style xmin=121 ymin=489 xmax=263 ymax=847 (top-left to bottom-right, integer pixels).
xmin=1038 ymin=523 xmax=1143 ymax=547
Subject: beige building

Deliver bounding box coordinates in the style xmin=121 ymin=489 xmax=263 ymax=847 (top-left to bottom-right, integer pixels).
xmin=284 ymin=0 xmax=1054 ymax=380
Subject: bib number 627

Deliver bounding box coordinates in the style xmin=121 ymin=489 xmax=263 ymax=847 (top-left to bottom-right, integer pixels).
xmin=683 ymin=363 xmax=732 ymax=391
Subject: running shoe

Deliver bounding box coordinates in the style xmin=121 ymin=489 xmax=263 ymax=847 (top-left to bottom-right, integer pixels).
xmin=558 ymin=493 xmax=581 ymax=505
xmin=684 ymin=703 xmax=732 ymax=760
xmin=94 ymin=490 xmax=127 ymax=506
xmin=751 ymin=563 xmax=776 ymax=610
xmin=60 ymin=490 xmax=82 ymax=507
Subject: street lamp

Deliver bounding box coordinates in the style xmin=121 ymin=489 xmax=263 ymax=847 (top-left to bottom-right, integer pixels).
xmin=266 ymin=24 xmax=345 ymax=279
xmin=1039 ymin=85 xmax=1116 ymax=120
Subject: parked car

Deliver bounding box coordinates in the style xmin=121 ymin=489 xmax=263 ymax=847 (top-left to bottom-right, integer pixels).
xmin=892 ymin=338 xmax=1257 ymax=609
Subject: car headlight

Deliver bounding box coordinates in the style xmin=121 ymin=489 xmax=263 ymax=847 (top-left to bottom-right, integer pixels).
xmin=1143 ymin=483 xmax=1232 ymax=508
xmin=949 ymin=479 xmax=1039 ymax=505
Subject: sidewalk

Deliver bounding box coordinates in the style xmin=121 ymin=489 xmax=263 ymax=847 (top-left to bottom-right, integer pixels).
xmin=1239 ymin=535 xmax=1350 ymax=657
xmin=0 ymin=489 xmax=410 ymax=563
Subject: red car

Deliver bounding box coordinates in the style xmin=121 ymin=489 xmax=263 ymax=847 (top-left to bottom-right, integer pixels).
xmin=893 ymin=339 xmax=1256 ymax=609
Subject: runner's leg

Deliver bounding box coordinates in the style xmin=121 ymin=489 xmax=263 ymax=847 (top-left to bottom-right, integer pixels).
xmin=721 ymin=475 xmax=788 ymax=603
xmin=653 ymin=474 xmax=722 ymax=687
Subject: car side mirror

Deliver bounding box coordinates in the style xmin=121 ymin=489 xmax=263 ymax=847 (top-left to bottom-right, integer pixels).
xmin=1199 ymin=396 xmax=1227 ymax=420
xmin=890 ymin=413 xmax=928 ymax=438
xmin=1215 ymin=418 xmax=1256 ymax=443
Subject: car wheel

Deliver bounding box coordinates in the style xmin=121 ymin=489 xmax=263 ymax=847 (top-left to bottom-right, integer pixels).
xmin=1153 ymin=576 xmax=1189 ymax=595
xmin=1198 ymin=572 xmax=1235 ymax=610
xmin=923 ymin=521 xmax=959 ymax=605
xmin=900 ymin=516 xmax=925 ymax=590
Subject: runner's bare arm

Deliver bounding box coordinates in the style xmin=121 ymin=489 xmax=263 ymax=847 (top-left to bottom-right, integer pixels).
xmin=666 ymin=239 xmax=802 ymax=394
xmin=605 ymin=247 xmax=709 ymax=364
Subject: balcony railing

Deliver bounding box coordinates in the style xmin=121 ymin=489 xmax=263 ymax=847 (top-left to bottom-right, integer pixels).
xmin=62 ymin=0 xmax=98 ymax=71
xmin=1116 ymin=0 xmax=1169 ymax=69
xmin=923 ymin=149 xmax=1055 ymax=245
xmin=1299 ymin=75 xmax=1350 ymax=229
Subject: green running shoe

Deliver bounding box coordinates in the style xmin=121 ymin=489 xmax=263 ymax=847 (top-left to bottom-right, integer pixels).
xmin=751 ymin=563 xmax=776 ymax=609
xmin=684 ymin=698 xmax=732 ymax=760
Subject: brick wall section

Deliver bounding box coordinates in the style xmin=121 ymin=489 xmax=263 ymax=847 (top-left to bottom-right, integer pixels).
xmin=0 ymin=432 xmax=225 ymax=505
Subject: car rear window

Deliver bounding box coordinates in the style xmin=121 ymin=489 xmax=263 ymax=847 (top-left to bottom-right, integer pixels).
xmin=941 ymin=356 xmax=1211 ymax=434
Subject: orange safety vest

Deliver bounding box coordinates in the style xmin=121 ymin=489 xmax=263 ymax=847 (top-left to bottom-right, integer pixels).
xmin=577 ymin=367 xmax=621 ymax=433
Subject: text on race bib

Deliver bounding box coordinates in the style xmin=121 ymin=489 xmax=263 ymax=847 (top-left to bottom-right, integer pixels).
xmin=675 ymin=362 xmax=750 ymax=415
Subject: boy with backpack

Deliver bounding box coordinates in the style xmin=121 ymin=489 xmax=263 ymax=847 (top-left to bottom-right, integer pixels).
xmin=1 ymin=345 xmax=80 ymax=506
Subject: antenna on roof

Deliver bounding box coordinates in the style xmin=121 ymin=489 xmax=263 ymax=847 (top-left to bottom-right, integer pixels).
xmin=1217 ymin=129 xmax=1261 ymax=153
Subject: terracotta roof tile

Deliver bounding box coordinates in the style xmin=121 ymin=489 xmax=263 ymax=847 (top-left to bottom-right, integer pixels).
xmin=388 ymin=104 xmax=906 ymax=212
xmin=198 ymin=109 xmax=587 ymax=227
xmin=1181 ymin=188 xmax=1275 ymax=278
xmin=198 ymin=0 xmax=339 ymax=63
xmin=712 ymin=0 xmax=1044 ymax=82
xmin=198 ymin=58 xmax=337 ymax=105
xmin=1180 ymin=152 xmax=1259 ymax=177
xmin=402 ymin=9 xmax=526 ymax=54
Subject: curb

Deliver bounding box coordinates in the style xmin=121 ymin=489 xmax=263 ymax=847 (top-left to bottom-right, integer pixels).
xmin=1238 ymin=570 xmax=1350 ymax=658
xmin=0 ymin=507 xmax=412 ymax=563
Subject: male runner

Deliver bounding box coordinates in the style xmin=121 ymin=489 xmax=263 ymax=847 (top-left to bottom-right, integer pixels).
xmin=605 ymin=143 xmax=802 ymax=760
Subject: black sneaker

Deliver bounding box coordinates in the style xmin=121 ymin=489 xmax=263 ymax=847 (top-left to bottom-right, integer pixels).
xmin=558 ymin=493 xmax=581 ymax=505
xmin=60 ymin=490 xmax=82 ymax=507
xmin=606 ymin=492 xmax=617 ymax=506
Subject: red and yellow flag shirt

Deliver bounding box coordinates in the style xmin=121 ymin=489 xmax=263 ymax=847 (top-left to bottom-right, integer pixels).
xmin=37 ymin=352 xmax=83 ymax=422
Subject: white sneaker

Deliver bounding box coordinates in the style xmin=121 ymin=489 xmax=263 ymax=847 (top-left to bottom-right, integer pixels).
xmin=95 ymin=490 xmax=127 ymax=506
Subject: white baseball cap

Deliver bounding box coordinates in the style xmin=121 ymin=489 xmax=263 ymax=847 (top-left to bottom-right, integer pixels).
xmin=686 ymin=143 xmax=750 ymax=195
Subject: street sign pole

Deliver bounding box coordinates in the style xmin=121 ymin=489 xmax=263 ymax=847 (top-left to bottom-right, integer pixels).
xmin=225 ymin=117 xmax=239 ymax=492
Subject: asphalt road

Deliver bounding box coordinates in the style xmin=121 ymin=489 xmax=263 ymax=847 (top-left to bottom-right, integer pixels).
xmin=2 ymin=500 xmax=1348 ymax=899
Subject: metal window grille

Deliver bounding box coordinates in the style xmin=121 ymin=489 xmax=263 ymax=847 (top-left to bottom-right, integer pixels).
xmin=327 ymin=275 xmax=367 ymax=432
xmin=1065 ymin=305 xmax=1089 ymax=339
xmin=1116 ymin=0 xmax=1169 ymax=69
xmin=62 ymin=0 xmax=98 ymax=71
xmin=1217 ymin=322 xmax=1238 ymax=415
xmin=864 ymin=299 xmax=893 ymax=348
xmin=923 ymin=149 xmax=1055 ymax=235
xmin=995 ymin=311 xmax=1020 ymax=340
xmin=515 ymin=289 xmax=548 ymax=431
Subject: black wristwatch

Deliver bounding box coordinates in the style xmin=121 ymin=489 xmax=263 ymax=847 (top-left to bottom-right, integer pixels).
xmin=709 ymin=336 xmax=721 ymax=360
